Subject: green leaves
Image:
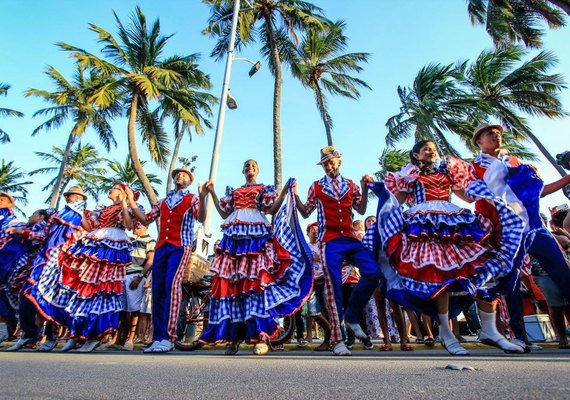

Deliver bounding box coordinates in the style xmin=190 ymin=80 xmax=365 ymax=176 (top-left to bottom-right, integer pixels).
xmin=385 ymin=45 xmax=567 ymax=165
xmin=466 ymin=0 xmax=570 ymax=48
xmin=0 ymin=83 xmax=24 ymax=143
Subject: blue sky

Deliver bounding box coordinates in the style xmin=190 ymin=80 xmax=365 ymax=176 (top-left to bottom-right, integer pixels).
xmin=2 ymin=0 xmax=570 ymax=241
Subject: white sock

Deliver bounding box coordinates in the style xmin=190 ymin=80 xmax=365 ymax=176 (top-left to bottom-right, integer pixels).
xmin=437 ymin=313 xmax=455 ymax=342
xmin=478 ymin=309 xmax=502 ymax=340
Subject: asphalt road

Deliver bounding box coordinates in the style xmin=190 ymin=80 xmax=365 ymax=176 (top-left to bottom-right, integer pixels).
xmin=1 ymin=348 xmax=569 ymax=400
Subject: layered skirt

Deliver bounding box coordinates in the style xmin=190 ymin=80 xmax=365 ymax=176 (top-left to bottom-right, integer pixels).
xmin=367 ymin=180 xmax=525 ymax=317
xmin=200 ymin=199 xmax=312 ymax=344
xmin=25 ymin=203 xmax=85 ymax=325
xmin=59 ymin=227 xmax=131 ymax=339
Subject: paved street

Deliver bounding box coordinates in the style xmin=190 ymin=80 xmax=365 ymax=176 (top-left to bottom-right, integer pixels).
xmin=1 ymin=348 xmax=569 ymax=400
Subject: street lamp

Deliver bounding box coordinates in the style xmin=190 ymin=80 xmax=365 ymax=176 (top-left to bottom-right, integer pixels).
xmin=203 ymin=0 xmax=261 ymax=233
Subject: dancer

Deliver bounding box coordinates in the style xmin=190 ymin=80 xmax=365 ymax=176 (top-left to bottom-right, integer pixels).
xmin=198 ymin=160 xmax=312 ymax=355
xmin=0 ymin=210 xmax=50 ymax=339
xmin=128 ymin=166 xmax=207 ymax=353
xmin=8 ymin=186 xmax=87 ymax=352
xmin=294 ymin=146 xmax=382 ymax=356
xmin=470 ymin=123 xmax=570 ymax=351
xmin=59 ymin=183 xmax=139 ymax=352
xmin=368 ymin=140 xmax=525 ymax=355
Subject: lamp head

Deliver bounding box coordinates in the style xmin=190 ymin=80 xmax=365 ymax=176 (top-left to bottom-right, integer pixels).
xmin=249 ymin=61 xmax=262 ymax=77
xmin=227 ymin=93 xmax=238 ymax=110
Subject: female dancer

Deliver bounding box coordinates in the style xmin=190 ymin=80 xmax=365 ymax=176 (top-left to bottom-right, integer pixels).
xmin=376 ymin=140 xmax=525 ymax=355
xmin=0 ymin=210 xmax=50 ymax=338
xmin=199 ymin=160 xmax=312 ymax=355
xmin=60 ymin=183 xmax=139 ymax=352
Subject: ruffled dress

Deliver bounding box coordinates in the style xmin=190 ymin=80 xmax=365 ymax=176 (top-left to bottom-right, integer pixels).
xmin=372 ymin=158 xmax=524 ymax=317
xmin=59 ymin=203 xmax=135 ymax=339
xmin=199 ymin=183 xmax=312 ymax=344
xmin=25 ymin=201 xmax=86 ymax=325
xmin=0 ymin=220 xmax=47 ymax=325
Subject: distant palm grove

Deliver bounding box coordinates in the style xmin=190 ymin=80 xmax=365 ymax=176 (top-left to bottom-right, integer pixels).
xmin=1 ymin=0 xmax=569 ymax=211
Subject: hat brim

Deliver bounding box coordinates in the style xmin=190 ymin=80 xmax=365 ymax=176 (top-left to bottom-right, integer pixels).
xmin=0 ymin=192 xmax=15 ymax=207
xmin=317 ymin=154 xmax=341 ymax=165
xmin=172 ymin=169 xmax=194 ymax=181
xmin=62 ymin=191 xmax=87 ymax=199
xmin=471 ymin=124 xmax=503 ymax=146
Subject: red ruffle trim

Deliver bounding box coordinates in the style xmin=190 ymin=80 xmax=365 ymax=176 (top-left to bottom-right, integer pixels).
xmin=60 ymin=253 xmax=127 ymax=297
xmin=387 ymin=234 xmax=489 ymax=284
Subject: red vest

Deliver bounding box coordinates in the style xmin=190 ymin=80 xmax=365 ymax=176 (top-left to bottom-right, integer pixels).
xmin=156 ymin=193 xmax=195 ymax=249
xmin=314 ymin=179 xmax=358 ymax=242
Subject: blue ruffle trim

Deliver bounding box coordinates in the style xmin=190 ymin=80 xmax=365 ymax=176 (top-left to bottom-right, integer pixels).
xmin=221 ymin=223 xmax=272 ymax=239
xmin=66 ymin=292 xmax=123 ymax=338
xmin=406 ymin=211 xmax=487 ymax=243
xmin=217 ymin=234 xmax=270 ymax=257
xmin=67 ymin=237 xmax=132 ymax=264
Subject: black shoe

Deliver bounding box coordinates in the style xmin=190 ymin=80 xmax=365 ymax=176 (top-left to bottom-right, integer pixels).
xmin=345 ymin=335 xmax=355 ymax=350
xmin=362 ymin=337 xmax=374 ymax=350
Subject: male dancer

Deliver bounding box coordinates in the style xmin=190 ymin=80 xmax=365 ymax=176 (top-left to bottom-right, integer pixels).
xmin=295 ymin=146 xmax=381 ymax=356
xmin=128 ymin=166 xmax=207 ymax=353
xmin=470 ymin=123 xmax=570 ymax=351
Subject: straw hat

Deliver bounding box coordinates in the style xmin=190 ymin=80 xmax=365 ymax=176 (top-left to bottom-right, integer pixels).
xmin=471 ymin=123 xmax=503 ymax=146
xmin=62 ymin=185 xmax=87 ymax=199
xmin=171 ymin=166 xmax=194 ymax=182
xmin=317 ymin=146 xmax=342 ymax=165
xmin=0 ymin=192 xmax=15 ymax=207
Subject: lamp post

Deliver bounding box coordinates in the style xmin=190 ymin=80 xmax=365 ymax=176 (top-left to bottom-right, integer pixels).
xmin=203 ymin=0 xmax=261 ymax=233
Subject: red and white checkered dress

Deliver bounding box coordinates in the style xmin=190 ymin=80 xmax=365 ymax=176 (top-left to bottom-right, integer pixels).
xmin=383 ymin=157 xmax=494 ymax=301
xmin=59 ymin=203 xmax=139 ymax=339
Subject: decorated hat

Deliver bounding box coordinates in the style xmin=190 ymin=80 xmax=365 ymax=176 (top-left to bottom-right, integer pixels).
xmin=0 ymin=192 xmax=15 ymax=207
xmin=471 ymin=123 xmax=503 ymax=146
xmin=317 ymin=146 xmax=342 ymax=165
xmin=62 ymin=185 xmax=87 ymax=200
xmin=171 ymin=166 xmax=194 ymax=182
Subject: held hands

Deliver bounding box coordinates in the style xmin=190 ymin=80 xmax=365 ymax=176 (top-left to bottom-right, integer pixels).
xmin=124 ymin=186 xmax=135 ymax=205
xmin=291 ymin=179 xmax=298 ymax=195
xmin=361 ymin=175 xmax=373 ymax=187
xmin=5 ymin=227 xmax=23 ymax=236
xmin=199 ymin=180 xmax=214 ymax=198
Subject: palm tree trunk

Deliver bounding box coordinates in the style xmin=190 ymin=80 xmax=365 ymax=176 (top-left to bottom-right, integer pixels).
xmin=525 ymin=129 xmax=567 ymax=176
xmin=56 ymin=176 xmax=73 ymax=210
xmin=167 ymin=126 xmax=184 ymax=193
xmin=127 ymin=95 xmax=159 ymax=205
xmin=264 ymin=12 xmax=283 ymax=190
xmin=49 ymin=133 xmax=75 ymax=208
xmin=315 ymin=84 xmax=333 ymax=146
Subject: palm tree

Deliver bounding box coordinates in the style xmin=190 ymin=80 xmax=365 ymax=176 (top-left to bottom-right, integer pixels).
xmin=98 ymin=157 xmax=162 ymax=203
xmin=290 ymin=21 xmax=371 ymax=146
xmin=204 ymin=0 xmax=328 ymax=188
xmin=467 ymin=0 xmax=570 ymax=48
xmin=458 ymin=45 xmax=568 ymax=174
xmin=0 ymin=83 xmax=24 ymax=143
xmin=157 ymin=66 xmax=216 ymax=192
xmin=57 ymin=7 xmax=214 ymax=205
xmin=25 ymin=65 xmax=121 ymax=208
xmin=0 ymin=159 xmax=33 ymax=209
xmin=375 ymin=148 xmax=409 ymax=180
xmin=30 ymin=142 xmax=108 ymax=208
xmin=385 ymin=63 xmax=480 ymax=157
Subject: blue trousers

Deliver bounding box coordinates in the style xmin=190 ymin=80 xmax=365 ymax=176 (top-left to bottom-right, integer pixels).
xmin=321 ymin=237 xmax=382 ymax=343
xmin=151 ymin=244 xmax=191 ymax=342
xmin=529 ymin=228 xmax=570 ymax=302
